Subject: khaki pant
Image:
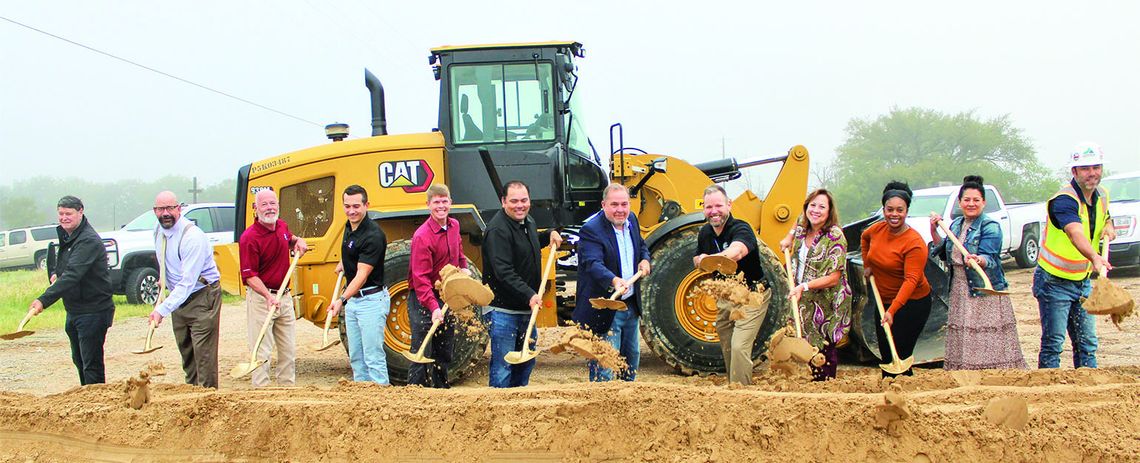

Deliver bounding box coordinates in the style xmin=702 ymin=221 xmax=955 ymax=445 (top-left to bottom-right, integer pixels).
xmin=715 ymin=289 xmax=771 ymax=385
xmin=246 ymin=289 xmax=296 ymax=387
xmin=171 ymin=282 xmax=221 ymax=389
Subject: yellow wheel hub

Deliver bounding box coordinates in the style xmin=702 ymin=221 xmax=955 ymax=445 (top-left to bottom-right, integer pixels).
xmin=384 ymin=280 xmax=413 ymax=353
xmin=674 ymin=270 xmax=720 ymax=342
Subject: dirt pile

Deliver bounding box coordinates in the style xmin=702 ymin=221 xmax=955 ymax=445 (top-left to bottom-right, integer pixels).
xmin=0 ymin=367 xmax=1137 ymax=462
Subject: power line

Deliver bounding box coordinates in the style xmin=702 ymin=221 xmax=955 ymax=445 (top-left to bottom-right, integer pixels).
xmin=0 ymin=15 xmax=323 ymax=128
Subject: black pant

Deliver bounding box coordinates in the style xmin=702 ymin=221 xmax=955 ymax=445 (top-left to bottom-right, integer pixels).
xmin=874 ymin=294 xmax=932 ymax=378
xmin=407 ymin=290 xmax=454 ymax=388
xmin=65 ymin=309 xmax=115 ymax=385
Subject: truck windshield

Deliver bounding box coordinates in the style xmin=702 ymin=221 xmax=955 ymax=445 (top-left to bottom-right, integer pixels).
xmin=123 ymin=211 xmax=159 ymax=231
xmin=450 ymin=62 xmax=555 ymax=144
xmin=908 ymin=194 xmax=949 ymax=218
xmin=1102 ymin=176 xmax=1140 ymax=201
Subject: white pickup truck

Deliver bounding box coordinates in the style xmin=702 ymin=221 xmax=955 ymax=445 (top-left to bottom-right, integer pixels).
xmin=899 ymin=184 xmax=1046 ymax=268
xmin=100 ymin=203 xmax=235 ymax=304
xmin=1103 ymin=170 xmax=1140 ymax=269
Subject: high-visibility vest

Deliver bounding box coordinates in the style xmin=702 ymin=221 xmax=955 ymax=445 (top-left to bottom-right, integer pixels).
xmin=1037 ymin=184 xmax=1109 ymax=280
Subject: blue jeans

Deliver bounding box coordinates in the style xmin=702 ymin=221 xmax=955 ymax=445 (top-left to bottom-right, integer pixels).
xmin=589 ymin=309 xmax=640 ymax=382
xmin=345 ymin=288 xmax=391 ymax=384
xmin=1032 ymin=267 xmax=1097 ymax=368
xmin=485 ymin=310 xmax=538 ymax=388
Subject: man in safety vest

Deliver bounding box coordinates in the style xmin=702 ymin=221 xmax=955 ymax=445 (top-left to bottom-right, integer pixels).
xmin=1033 ymin=142 xmax=1117 ymax=369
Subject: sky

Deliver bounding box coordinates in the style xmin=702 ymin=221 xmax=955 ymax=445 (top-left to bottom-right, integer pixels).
xmin=2 ymin=1 xmax=1138 ymax=190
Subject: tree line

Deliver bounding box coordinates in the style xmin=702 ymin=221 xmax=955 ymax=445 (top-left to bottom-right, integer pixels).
xmin=0 ymin=176 xmax=236 ymax=231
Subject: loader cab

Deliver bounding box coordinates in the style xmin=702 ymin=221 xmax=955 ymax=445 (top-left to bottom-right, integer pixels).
xmin=431 ymin=42 xmax=606 ymax=229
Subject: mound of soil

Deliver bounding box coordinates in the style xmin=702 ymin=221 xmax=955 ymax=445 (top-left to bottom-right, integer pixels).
xmin=0 ymin=367 xmax=1137 ymax=462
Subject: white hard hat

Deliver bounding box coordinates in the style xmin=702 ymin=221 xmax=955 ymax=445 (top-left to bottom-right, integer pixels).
xmin=1068 ymin=142 xmax=1105 ymax=168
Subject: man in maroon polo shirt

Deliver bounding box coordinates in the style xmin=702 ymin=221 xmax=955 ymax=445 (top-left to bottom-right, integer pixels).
xmin=239 ymin=189 xmax=308 ymax=387
xmin=408 ymin=184 xmax=470 ymax=388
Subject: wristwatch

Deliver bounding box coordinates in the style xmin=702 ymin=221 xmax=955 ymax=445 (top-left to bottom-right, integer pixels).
xmin=800 ymin=283 xmax=810 ymax=293
xmin=338 ymin=296 xmax=348 ymax=305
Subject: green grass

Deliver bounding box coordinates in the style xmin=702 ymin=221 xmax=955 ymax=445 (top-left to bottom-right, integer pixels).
xmin=1 ymin=269 xmax=240 ymax=332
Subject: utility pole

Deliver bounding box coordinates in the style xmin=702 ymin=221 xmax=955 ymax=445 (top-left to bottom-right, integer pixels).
xmin=189 ymin=177 xmax=203 ymax=203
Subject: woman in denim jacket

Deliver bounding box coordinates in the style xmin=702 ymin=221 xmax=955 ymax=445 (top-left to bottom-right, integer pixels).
xmin=929 ymin=175 xmax=1027 ymax=370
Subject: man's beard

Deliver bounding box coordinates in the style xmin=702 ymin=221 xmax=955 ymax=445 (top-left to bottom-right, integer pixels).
xmin=259 ymin=212 xmax=278 ymax=225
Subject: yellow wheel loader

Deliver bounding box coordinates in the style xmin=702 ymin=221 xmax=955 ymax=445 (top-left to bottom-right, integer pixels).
xmin=213 ymin=41 xmax=814 ymax=383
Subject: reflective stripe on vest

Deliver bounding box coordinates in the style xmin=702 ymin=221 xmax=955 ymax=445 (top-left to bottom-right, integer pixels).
xmin=1037 ymin=185 xmax=1108 ymax=280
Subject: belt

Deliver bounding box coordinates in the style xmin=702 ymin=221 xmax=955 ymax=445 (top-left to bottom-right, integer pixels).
xmin=268 ymin=288 xmax=290 ymax=295
xmin=355 ymin=286 xmax=384 ymax=298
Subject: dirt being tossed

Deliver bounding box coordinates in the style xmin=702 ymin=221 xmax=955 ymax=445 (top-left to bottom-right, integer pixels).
xmin=697 ymin=272 xmax=770 ymax=320
xmin=544 ymin=326 xmax=627 ymax=372
xmin=0 ymin=367 xmax=1137 ymax=462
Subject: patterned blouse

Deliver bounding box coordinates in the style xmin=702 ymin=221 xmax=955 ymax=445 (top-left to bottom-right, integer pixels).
xmin=790 ymin=224 xmax=853 ymax=348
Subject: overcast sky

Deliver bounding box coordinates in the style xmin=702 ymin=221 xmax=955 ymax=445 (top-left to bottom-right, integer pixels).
xmin=2 ymin=1 xmax=1137 ymax=189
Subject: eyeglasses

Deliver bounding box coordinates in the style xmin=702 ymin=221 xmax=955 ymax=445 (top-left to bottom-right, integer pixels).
xmin=153 ymin=205 xmax=180 ymax=213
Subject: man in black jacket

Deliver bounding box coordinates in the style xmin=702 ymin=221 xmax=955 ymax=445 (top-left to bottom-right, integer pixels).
xmin=481 ymin=181 xmax=561 ymax=388
xmin=28 ymin=196 xmax=115 ymax=385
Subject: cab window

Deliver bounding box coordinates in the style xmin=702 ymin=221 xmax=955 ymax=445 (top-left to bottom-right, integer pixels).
xmin=450 ymin=63 xmax=555 ymax=144
xmin=185 ymin=208 xmax=216 ymax=233
xmin=280 ymin=177 xmax=335 ymax=238
xmin=31 ymin=227 xmax=56 ymax=241
xmin=9 ymin=230 xmax=26 ymax=245
xmin=0 ymin=233 xmax=6 ymax=247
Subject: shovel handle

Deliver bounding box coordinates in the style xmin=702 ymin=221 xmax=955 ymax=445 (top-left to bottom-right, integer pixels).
xmin=1099 ymin=241 xmax=1110 ymax=276
xmin=144 ymin=319 xmax=157 ymax=349
xmin=322 ymin=272 xmax=346 ymax=339
xmin=868 ymin=275 xmax=904 ymax=364
xmin=783 ymin=249 xmax=803 ymax=338
xmin=522 ymin=243 xmax=560 ymax=353
xmin=249 ymin=253 xmax=300 ymax=364
xmin=607 ymin=269 xmax=645 ymax=300
xmin=413 ymin=304 xmax=448 ymax=357
xmin=934 ymin=219 xmax=999 ymax=291
xmin=16 ymin=310 xmax=35 ymax=332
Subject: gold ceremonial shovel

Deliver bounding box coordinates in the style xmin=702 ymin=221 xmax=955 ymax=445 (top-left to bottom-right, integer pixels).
xmin=311 ymin=271 xmax=345 ymax=352
xmin=869 ymin=275 xmax=914 ymax=375
xmin=505 ymin=243 xmax=559 ymax=365
xmin=231 ymin=253 xmax=300 ymax=379
xmin=934 ymin=218 xmax=1009 ymax=296
xmin=1 ymin=311 xmax=36 ymax=341
xmin=588 ymin=269 xmax=646 ymax=311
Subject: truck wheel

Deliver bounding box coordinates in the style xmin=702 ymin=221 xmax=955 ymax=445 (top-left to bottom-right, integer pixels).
xmin=641 ymin=227 xmax=789 ymax=375
xmin=125 ymin=267 xmax=160 ymax=305
xmin=35 ymin=253 xmax=47 ymax=271
xmin=1014 ymin=230 xmax=1039 ymax=268
xmin=338 ymin=240 xmax=488 ymax=385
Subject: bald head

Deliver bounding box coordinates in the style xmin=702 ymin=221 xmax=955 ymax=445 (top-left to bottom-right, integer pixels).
xmin=153 ymin=190 xmax=181 ymax=229
xmin=253 ymin=189 xmax=280 ymax=226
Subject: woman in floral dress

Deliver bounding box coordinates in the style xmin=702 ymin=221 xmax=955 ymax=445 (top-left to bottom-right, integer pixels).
xmin=783 ymin=189 xmax=852 ymax=380
xmin=929 ymin=175 xmax=1027 ymax=370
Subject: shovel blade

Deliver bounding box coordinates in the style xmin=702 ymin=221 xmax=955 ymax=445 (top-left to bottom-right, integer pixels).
xmin=504 ymin=349 xmax=540 ymax=365
xmin=131 ymin=345 xmax=163 ymax=355
xmin=312 ymin=340 xmax=341 ymax=352
xmin=0 ymin=330 xmax=34 ymax=341
xmin=879 ymin=357 xmax=914 ymax=375
xmin=401 ymin=351 xmax=435 ymax=364
xmin=589 ymin=298 xmax=627 ymax=311
xmin=974 ymin=287 xmax=1010 ymax=296
xmin=229 ymin=360 xmax=267 ymax=379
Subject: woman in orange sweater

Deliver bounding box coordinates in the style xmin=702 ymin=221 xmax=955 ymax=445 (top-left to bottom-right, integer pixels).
xmin=861 ymin=181 xmax=932 ymax=377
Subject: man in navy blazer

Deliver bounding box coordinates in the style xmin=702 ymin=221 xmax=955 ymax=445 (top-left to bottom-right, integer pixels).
xmin=572 ymin=184 xmax=651 ymax=381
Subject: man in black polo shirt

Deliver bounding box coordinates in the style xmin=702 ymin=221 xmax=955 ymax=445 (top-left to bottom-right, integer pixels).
xmin=693 ymin=184 xmax=769 ymax=385
xmin=481 ymin=180 xmax=563 ymax=388
xmin=327 ymin=184 xmax=390 ymax=385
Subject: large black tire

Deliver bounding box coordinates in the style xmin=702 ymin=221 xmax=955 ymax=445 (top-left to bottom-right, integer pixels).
xmin=125 ymin=266 xmax=160 ymax=305
xmin=35 ymin=252 xmax=47 ymax=271
xmin=641 ymin=227 xmax=789 ymax=375
xmin=1014 ymin=228 xmax=1039 ymax=268
xmin=339 ymin=240 xmax=488 ymax=385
